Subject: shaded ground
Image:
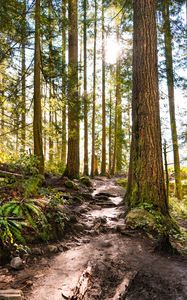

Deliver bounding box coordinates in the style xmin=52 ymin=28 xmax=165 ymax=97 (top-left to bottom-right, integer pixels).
xmin=0 ymin=177 xmax=187 ymax=299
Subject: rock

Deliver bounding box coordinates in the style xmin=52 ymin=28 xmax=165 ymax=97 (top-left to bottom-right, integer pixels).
xmin=116 ymin=224 xmax=127 ymax=233
xmin=56 ymin=187 xmax=66 ymax=192
xmin=89 ymin=204 xmax=102 ymax=210
xmin=94 ymin=195 xmax=109 ymax=201
xmin=99 ymin=240 xmax=112 ymax=248
xmin=80 ymin=193 xmax=94 ymax=201
xmin=72 ymin=196 xmax=83 ymax=204
xmin=73 ymin=223 xmax=84 ymax=232
xmin=64 ymin=180 xmax=78 ymax=190
xmin=10 ymin=257 xmax=24 ymax=270
xmin=31 ymin=247 xmax=43 ymax=255
xmin=82 ymin=239 xmax=90 ymax=244
xmin=125 ymin=208 xmax=157 ymax=232
xmin=46 ymin=245 xmax=58 ymax=253
xmin=80 ymin=176 xmax=92 ymax=187
xmin=58 ymin=245 xmax=64 ymax=252
xmin=0 ymin=289 xmax=23 ymax=300
xmin=40 ymin=258 xmax=48 ymax=265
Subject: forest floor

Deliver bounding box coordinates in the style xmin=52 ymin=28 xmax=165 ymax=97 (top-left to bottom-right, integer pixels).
xmin=0 ymin=177 xmax=187 ymax=299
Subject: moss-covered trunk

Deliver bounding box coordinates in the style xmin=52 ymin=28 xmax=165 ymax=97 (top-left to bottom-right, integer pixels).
xmin=126 ymin=0 xmax=168 ymax=215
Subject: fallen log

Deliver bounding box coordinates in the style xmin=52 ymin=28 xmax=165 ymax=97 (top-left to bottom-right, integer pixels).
xmin=62 ymin=263 xmax=92 ymax=300
xmin=0 ymin=170 xmax=24 ymax=178
xmin=110 ymin=271 xmax=138 ymax=300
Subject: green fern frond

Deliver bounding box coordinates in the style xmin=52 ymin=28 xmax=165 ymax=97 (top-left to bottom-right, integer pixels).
xmin=25 ymin=202 xmax=42 ymax=216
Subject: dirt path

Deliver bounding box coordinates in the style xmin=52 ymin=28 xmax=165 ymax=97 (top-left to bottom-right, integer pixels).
xmin=1 ymin=178 xmax=186 ymax=299
xmin=23 ymin=177 xmax=187 ymax=300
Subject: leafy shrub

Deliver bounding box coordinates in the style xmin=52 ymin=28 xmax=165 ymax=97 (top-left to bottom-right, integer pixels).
xmin=45 ymin=159 xmax=65 ymax=175
xmin=45 ymin=193 xmax=69 ymax=239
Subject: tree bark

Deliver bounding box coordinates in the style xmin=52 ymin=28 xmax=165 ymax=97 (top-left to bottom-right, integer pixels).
xmin=21 ymin=0 xmax=26 ymax=150
xmin=61 ymin=0 xmax=67 ymax=165
xmin=161 ymin=0 xmax=182 ymax=199
xmin=126 ymin=0 xmax=168 ymax=215
xmin=64 ymin=0 xmax=79 ymax=179
xmin=33 ymin=0 xmax=44 ymax=175
xmin=91 ymin=0 xmax=97 ymax=177
xmin=116 ymin=26 xmax=122 ymax=173
xmin=83 ymin=0 xmax=88 ymax=175
xmin=101 ymin=1 xmax=106 ymax=176
xmin=108 ymin=90 xmax=112 ymax=174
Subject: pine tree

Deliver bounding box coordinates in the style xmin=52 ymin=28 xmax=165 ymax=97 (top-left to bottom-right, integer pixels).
xmin=101 ymin=0 xmax=106 ymax=175
xmin=161 ymin=0 xmax=183 ymax=199
xmin=83 ymin=0 xmax=89 ymax=175
xmin=126 ymin=0 xmax=168 ymax=215
xmin=33 ymin=0 xmax=44 ymax=175
xmin=91 ymin=0 xmax=97 ymax=177
xmin=64 ymin=0 xmax=79 ymax=178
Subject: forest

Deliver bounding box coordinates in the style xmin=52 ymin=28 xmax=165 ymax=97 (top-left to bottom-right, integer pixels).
xmin=0 ymin=0 xmax=187 ymax=299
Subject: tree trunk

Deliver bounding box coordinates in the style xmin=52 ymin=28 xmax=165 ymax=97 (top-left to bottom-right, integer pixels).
xmin=83 ymin=0 xmax=89 ymax=175
xmin=48 ymin=0 xmax=54 ymax=162
xmin=101 ymin=1 xmax=106 ymax=176
xmin=111 ymin=89 xmax=117 ymax=176
xmin=91 ymin=0 xmax=97 ymax=177
xmin=61 ymin=0 xmax=67 ymax=164
xmin=33 ymin=0 xmax=44 ymax=175
xmin=125 ymin=0 xmax=168 ymax=215
xmin=161 ymin=0 xmax=182 ymax=199
xmin=108 ymin=90 xmax=112 ymax=174
xmin=64 ymin=0 xmax=79 ymax=179
xmin=116 ymin=26 xmax=122 ymax=173
xmin=21 ymin=0 xmax=26 ymax=150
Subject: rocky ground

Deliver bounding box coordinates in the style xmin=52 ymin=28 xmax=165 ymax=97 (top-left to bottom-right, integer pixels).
xmin=0 ymin=177 xmax=187 ymax=299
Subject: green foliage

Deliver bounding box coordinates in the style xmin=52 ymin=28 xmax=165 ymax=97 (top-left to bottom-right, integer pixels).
xmin=48 ymin=192 xmax=65 ymax=207
xmin=1 ymin=199 xmax=46 ymax=231
xmin=45 ymin=160 xmax=66 ymax=175
xmin=0 ymin=206 xmax=25 ymax=246
xmin=21 ymin=176 xmax=43 ymax=197
xmin=169 ymin=196 xmax=187 ymax=221
xmin=3 ymin=153 xmax=40 ymax=175
xmin=116 ymin=178 xmax=128 ymax=188
xmin=45 ymin=193 xmax=69 ymax=239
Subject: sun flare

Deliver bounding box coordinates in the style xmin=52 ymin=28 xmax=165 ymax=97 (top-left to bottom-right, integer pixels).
xmin=105 ymin=37 xmax=121 ymax=64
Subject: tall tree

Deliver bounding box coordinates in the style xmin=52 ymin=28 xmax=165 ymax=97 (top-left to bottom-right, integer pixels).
xmin=161 ymin=0 xmax=182 ymax=199
xmin=61 ymin=0 xmax=67 ymax=164
xmin=21 ymin=0 xmax=26 ymax=150
xmin=91 ymin=0 xmax=97 ymax=177
xmin=101 ymin=0 xmax=106 ymax=175
xmin=33 ymin=0 xmax=44 ymax=175
xmin=126 ymin=0 xmax=168 ymax=215
xmin=108 ymin=89 xmax=113 ymax=174
xmin=64 ymin=0 xmax=79 ymax=178
xmin=48 ymin=0 xmax=54 ymax=162
xmin=115 ymin=25 xmax=122 ymax=173
xmin=83 ymin=0 xmax=88 ymax=175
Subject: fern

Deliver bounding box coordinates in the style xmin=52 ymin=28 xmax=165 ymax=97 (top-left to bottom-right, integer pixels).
xmin=1 ymin=199 xmax=46 ymax=231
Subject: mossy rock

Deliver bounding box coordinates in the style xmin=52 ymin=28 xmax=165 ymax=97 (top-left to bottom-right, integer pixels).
xmin=80 ymin=176 xmax=92 ymax=187
xmin=125 ymin=208 xmax=156 ymax=231
xmin=64 ymin=180 xmax=78 ymax=190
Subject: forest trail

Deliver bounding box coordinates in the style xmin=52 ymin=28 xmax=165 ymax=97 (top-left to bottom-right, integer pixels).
xmin=4 ymin=178 xmax=186 ymax=300
xmin=24 ymin=178 xmax=187 ymax=300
